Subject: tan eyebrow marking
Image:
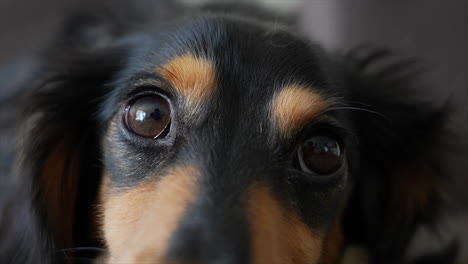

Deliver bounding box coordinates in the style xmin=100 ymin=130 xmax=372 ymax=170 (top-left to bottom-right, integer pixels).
xmin=271 ymin=84 xmax=332 ymax=139
xmin=247 ymin=182 xmax=323 ymax=264
xmin=102 ymin=166 xmax=199 ymax=263
xmin=157 ymin=54 xmax=216 ymax=118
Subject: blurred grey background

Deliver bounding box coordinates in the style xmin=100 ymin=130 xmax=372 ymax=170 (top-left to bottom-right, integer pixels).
xmin=0 ymin=0 xmax=467 ymax=261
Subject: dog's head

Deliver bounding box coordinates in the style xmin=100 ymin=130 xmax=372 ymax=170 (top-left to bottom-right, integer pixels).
xmin=15 ymin=9 xmax=449 ymax=264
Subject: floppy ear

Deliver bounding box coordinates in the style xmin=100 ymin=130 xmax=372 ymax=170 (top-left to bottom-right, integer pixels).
xmin=0 ymin=180 xmax=50 ymax=263
xmin=13 ymin=15 xmax=128 ymax=251
xmin=340 ymin=48 xmax=453 ymax=263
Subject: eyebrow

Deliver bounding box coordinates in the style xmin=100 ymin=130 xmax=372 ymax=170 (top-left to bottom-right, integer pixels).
xmin=271 ymin=84 xmax=337 ymax=139
xmin=155 ymin=54 xmax=217 ymax=117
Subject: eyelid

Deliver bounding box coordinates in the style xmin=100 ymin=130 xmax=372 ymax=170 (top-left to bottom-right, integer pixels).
xmin=299 ymin=118 xmax=352 ymax=146
xmin=124 ymin=75 xmax=174 ymax=101
xmin=124 ymin=83 xmax=173 ymax=104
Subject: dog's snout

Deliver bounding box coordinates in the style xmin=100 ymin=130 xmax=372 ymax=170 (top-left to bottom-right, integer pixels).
xmin=162 ymin=204 xmax=250 ymax=264
xmin=164 ymin=235 xmax=247 ymax=264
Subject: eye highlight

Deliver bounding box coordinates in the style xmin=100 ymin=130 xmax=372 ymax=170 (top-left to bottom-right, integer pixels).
xmin=124 ymin=95 xmax=171 ymax=138
xmin=298 ymin=135 xmax=342 ymax=175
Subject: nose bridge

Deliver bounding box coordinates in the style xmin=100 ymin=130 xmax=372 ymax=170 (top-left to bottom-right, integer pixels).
xmin=161 ymin=119 xmax=271 ymax=263
xmin=163 ymin=174 xmax=251 ymax=264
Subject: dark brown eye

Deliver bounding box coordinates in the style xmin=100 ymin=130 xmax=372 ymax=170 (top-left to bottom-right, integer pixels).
xmin=298 ymin=135 xmax=342 ymax=175
xmin=125 ymin=95 xmax=171 ymax=138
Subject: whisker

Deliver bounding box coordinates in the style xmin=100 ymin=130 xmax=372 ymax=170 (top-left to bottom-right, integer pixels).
xmin=321 ymin=106 xmax=390 ymax=122
xmin=61 ymin=250 xmax=71 ymax=264
xmin=55 ymin=256 xmax=98 ymax=264
xmin=338 ymin=100 xmax=372 ymax=107
xmin=57 ymin=247 xmax=106 ymax=253
xmin=56 ymin=247 xmax=106 ymax=264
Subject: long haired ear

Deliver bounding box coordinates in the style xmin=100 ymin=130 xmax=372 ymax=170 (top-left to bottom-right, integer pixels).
xmin=13 ymin=14 xmax=129 ymax=253
xmin=0 ymin=180 xmax=50 ymax=263
xmin=341 ymin=48 xmax=453 ymax=263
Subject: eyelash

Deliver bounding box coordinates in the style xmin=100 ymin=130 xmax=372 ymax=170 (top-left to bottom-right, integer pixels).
xmin=297 ymin=121 xmax=349 ymax=147
xmin=124 ymin=85 xmax=171 ymax=102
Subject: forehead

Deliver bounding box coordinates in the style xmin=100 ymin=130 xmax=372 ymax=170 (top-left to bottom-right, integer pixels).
xmin=122 ymin=15 xmax=332 ymax=94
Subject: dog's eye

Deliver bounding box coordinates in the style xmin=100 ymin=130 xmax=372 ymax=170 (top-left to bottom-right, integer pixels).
xmin=125 ymin=95 xmax=171 ymax=138
xmin=298 ymin=135 xmax=342 ymax=175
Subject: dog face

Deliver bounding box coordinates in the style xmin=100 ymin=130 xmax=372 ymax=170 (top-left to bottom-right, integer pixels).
xmin=98 ymin=17 xmax=349 ymax=263
xmin=14 ymin=10 xmax=448 ymax=264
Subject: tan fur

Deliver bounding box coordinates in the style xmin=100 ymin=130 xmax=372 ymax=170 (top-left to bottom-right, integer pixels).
xmin=95 ymin=174 xmax=110 ymax=235
xmin=102 ymin=166 xmax=199 ymax=263
xmin=247 ymin=183 xmax=322 ymax=264
xmin=39 ymin=138 xmax=80 ymax=248
xmin=320 ymin=216 xmax=344 ymax=264
xmin=157 ymin=54 xmax=216 ymax=118
xmin=340 ymin=246 xmax=371 ymax=264
xmin=272 ymin=84 xmax=332 ymax=139
xmin=98 ymin=174 xmax=110 ymax=208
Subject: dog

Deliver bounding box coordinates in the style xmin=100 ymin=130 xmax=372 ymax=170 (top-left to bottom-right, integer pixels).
xmin=0 ymin=2 xmax=459 ymax=264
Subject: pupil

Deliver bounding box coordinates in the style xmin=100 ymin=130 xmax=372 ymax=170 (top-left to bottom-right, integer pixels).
xmin=150 ymin=108 xmax=162 ymax=120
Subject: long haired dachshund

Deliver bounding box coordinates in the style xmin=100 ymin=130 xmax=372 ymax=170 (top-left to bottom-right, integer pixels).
xmin=0 ymin=3 xmax=459 ymax=264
